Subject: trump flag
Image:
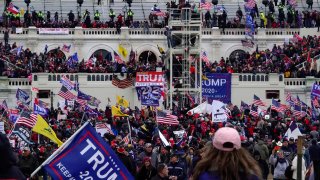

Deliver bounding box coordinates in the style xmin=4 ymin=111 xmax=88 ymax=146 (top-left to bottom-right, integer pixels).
xmin=43 ymin=122 xmax=133 ymax=180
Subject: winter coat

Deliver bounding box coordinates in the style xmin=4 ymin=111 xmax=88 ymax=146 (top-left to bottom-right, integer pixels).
xmin=198 ymin=171 xmax=260 ymax=180
xmin=136 ymin=165 xmax=157 ymax=180
xmin=254 ymin=141 xmax=269 ymax=161
xmin=0 ymin=133 xmax=26 ymax=180
xmin=291 ymin=155 xmax=306 ymax=180
xmin=168 ymin=161 xmax=186 ymax=180
xmin=269 ymin=155 xmax=289 ymax=179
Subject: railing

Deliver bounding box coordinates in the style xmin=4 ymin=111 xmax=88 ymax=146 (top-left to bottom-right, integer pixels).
xmin=8 ymin=78 xmax=31 ymax=86
xmin=265 ymin=29 xmax=300 ymax=36
xmin=238 ymin=74 xmax=270 ymax=82
xmin=129 ymin=28 xmax=165 ymax=35
xmin=284 ymin=78 xmax=307 ymax=86
xmin=0 ymin=27 xmax=304 ymax=38
xmin=82 ymin=28 xmax=118 ymax=35
xmin=33 ymin=73 xmax=124 ymax=82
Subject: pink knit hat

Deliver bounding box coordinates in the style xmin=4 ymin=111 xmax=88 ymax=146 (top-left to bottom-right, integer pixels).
xmin=212 ymin=127 xmax=241 ymax=151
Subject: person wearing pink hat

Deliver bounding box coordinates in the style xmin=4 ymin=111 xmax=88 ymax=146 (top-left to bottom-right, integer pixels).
xmin=191 ymin=127 xmax=262 ymax=180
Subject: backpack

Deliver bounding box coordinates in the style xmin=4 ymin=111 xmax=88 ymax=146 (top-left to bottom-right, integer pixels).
xmin=285 ymin=165 xmax=293 ymax=180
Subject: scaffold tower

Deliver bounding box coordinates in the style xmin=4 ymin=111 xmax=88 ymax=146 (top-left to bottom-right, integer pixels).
xmin=167 ymin=8 xmax=202 ymax=110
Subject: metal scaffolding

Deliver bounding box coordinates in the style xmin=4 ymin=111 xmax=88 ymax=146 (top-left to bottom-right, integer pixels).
xmin=167 ymin=8 xmax=202 ymax=110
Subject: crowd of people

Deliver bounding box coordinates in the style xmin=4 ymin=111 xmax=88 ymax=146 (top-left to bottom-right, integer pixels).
xmin=1 ymin=0 xmax=319 ymax=30
xmin=0 ymin=95 xmax=320 ymax=179
xmin=1 ymin=33 xmax=319 ymax=79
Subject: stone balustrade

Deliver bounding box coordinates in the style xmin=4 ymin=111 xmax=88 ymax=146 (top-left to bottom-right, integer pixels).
xmin=0 ymin=27 xmax=303 ymax=38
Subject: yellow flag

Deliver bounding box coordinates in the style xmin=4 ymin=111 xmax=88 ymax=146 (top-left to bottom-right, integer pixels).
xmin=32 ymin=115 xmax=63 ymax=146
xmin=112 ymin=106 xmax=129 ymax=117
xmin=116 ymin=95 xmax=129 ymax=108
xmin=118 ymin=44 xmax=128 ymax=58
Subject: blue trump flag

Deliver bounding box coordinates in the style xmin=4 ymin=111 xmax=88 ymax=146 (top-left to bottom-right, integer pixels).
xmin=202 ymin=73 xmax=231 ymax=103
xmin=43 ymin=122 xmax=134 ymax=180
xmin=34 ymin=103 xmax=48 ymax=116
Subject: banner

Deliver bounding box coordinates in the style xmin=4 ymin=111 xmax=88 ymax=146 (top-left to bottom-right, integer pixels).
xmin=136 ymin=72 xmax=164 ymax=106
xmin=311 ymin=83 xmax=320 ymax=119
xmin=33 ymin=104 xmax=48 ymax=116
xmin=38 ymin=28 xmax=69 ymax=35
xmin=173 ymin=130 xmax=185 ymax=139
xmin=44 ymin=123 xmax=134 ymax=180
xmin=16 ymin=88 xmax=30 ymax=102
xmin=135 ymin=72 xmax=164 ymax=87
xmin=211 ymin=100 xmax=228 ymax=122
xmin=11 ymin=124 xmax=34 ymax=145
xmin=136 ymin=86 xmax=162 ymax=106
xmin=9 ymin=109 xmax=20 ymax=123
xmin=202 ymin=73 xmax=231 ymax=103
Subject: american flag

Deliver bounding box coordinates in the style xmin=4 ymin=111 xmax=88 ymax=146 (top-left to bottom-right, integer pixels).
xmin=245 ymin=0 xmax=256 ymax=9
xmin=250 ymin=104 xmax=259 ymax=117
xmin=271 ymin=99 xmax=286 ymax=112
xmin=76 ymin=97 xmax=87 ymax=106
xmin=201 ymin=51 xmax=210 ymax=67
xmin=60 ymin=75 xmax=75 ymax=91
xmin=286 ymin=92 xmax=295 ymax=106
xmin=95 ymin=123 xmax=114 ymax=135
xmin=32 ymin=87 xmax=39 ymax=93
xmin=122 ymin=134 xmax=130 ymax=144
xmin=16 ymin=111 xmax=37 ymax=128
xmin=200 ymin=1 xmax=213 ymax=10
xmin=112 ymin=76 xmax=133 ymax=89
xmin=293 ymin=105 xmax=302 ymax=117
xmin=7 ymin=3 xmax=19 ymax=15
xmin=62 ymin=44 xmax=71 ymax=53
xmin=114 ymin=51 xmax=124 ymax=64
xmin=58 ymin=86 xmax=76 ymax=100
xmin=240 ymin=101 xmax=249 ymax=111
xmin=156 ymin=110 xmax=179 ymax=125
xmin=253 ymin=95 xmax=266 ymax=106
xmin=152 ymin=11 xmax=167 ymax=17
xmin=1 ymin=100 xmax=8 ymax=111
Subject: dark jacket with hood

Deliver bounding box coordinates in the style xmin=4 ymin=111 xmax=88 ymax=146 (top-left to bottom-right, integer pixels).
xmin=0 ymin=133 xmax=26 ymax=180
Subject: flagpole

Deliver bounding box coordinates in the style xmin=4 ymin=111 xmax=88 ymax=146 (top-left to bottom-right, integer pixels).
xmin=31 ymin=121 xmax=90 ymax=178
xmin=79 ymin=112 xmax=86 ymax=126
xmin=126 ymin=117 xmax=132 ymax=145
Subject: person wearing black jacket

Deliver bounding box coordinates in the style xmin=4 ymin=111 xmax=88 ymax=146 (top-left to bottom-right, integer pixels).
xmin=308 ymin=139 xmax=320 ymax=180
xmin=18 ymin=146 xmax=38 ymax=178
xmin=0 ymin=133 xmax=26 ymax=179
xmin=167 ymin=154 xmax=186 ymax=180
xmin=136 ymin=157 xmax=157 ymax=180
xmin=117 ymin=146 xmax=136 ymax=176
xmin=151 ymin=163 xmax=170 ymax=180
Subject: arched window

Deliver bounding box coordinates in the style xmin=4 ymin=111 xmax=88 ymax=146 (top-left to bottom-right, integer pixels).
xmin=87 ymin=75 xmax=91 ymax=81
xmin=96 ymin=75 xmax=100 ymax=81
xmin=139 ymin=51 xmax=157 ymax=64
xmin=229 ymin=49 xmax=246 ymax=63
xmin=48 ymin=75 xmax=52 ymax=81
xmin=101 ymin=75 xmax=105 ymax=81
xmin=47 ymin=49 xmax=66 ymax=61
xmin=33 ymin=75 xmax=38 ymax=81
xmin=92 ymin=75 xmax=95 ymax=81
xmin=239 ymin=75 xmax=242 ymax=81
xmin=52 ymin=75 xmax=56 ymax=81
xmin=90 ymin=49 xmax=112 ymax=62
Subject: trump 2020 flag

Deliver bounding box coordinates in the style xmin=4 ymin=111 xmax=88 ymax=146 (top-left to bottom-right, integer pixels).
xmin=43 ymin=122 xmax=134 ymax=180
